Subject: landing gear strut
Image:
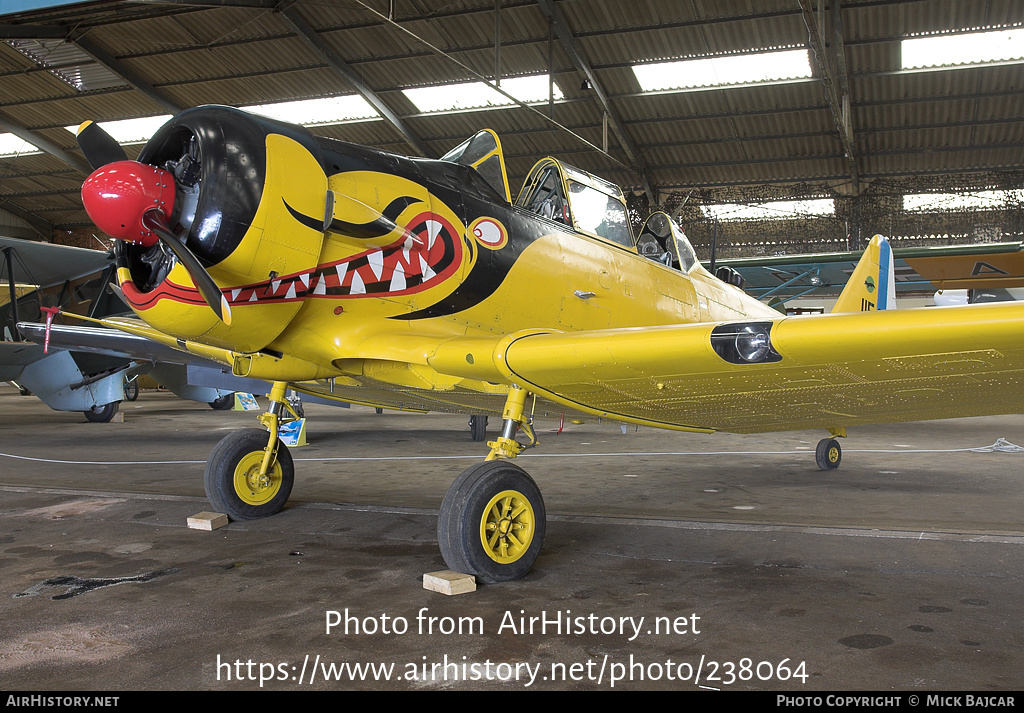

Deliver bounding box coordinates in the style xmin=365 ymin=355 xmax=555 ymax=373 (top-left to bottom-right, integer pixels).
xmin=204 ymin=382 xmax=298 ymax=520
xmin=439 ymin=386 xmax=545 ymax=582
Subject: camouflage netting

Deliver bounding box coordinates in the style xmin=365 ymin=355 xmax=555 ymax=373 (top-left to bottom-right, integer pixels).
xmin=635 ymin=170 xmax=1024 ymax=260
xmin=51 ymin=227 xmax=109 ymax=250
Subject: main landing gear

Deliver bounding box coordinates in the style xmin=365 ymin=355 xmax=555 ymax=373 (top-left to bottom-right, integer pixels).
xmin=204 ymin=382 xmax=298 ymax=520
xmin=439 ymin=385 xmax=544 ymax=583
xmin=203 ymin=380 xmax=848 ymax=582
xmin=437 ymin=460 xmax=545 ymax=584
xmin=203 ymin=382 xmax=547 ymax=583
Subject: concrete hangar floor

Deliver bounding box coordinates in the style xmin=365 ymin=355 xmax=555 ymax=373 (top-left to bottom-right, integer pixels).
xmin=1 ymin=382 xmax=1021 ymax=692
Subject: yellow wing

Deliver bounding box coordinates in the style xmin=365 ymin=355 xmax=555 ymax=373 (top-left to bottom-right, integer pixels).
xmin=470 ymin=302 xmax=1024 ymax=434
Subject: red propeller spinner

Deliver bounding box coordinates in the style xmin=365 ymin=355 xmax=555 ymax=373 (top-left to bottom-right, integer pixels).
xmin=81 ymin=160 xmax=175 ymax=247
xmin=80 ymin=158 xmax=231 ymax=324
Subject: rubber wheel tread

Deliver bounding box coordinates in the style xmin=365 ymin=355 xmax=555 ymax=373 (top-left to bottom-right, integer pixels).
xmin=437 ymin=461 xmax=545 ymax=583
xmin=205 ymin=428 xmax=294 ymax=520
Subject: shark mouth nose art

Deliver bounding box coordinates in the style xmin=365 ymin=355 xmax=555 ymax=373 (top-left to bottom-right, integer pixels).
xmin=226 ymin=210 xmax=463 ymax=305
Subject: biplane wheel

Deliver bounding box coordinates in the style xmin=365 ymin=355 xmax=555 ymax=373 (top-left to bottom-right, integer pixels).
xmin=209 ymin=393 xmax=234 ymax=410
xmin=437 ymin=461 xmax=545 ymax=583
xmin=123 ymin=379 xmax=139 ymax=401
xmin=84 ymin=401 xmax=119 ymax=423
xmin=816 ymin=437 xmax=842 ymax=470
xmin=469 ymin=415 xmax=488 ymax=442
xmin=205 ymin=428 xmax=294 ymax=520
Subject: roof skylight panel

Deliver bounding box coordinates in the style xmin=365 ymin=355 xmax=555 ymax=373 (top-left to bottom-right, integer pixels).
xmin=403 ymin=74 xmax=562 ymax=113
xmin=0 ymin=134 xmax=42 ymax=158
xmin=903 ymin=190 xmax=1024 ymax=212
xmin=633 ymin=48 xmax=813 ymax=93
xmin=241 ymin=95 xmax=378 ymax=126
xmin=701 ymin=199 xmax=835 ymax=222
xmin=7 ymin=39 xmax=126 ymax=92
xmin=902 ymin=28 xmax=1024 ymax=70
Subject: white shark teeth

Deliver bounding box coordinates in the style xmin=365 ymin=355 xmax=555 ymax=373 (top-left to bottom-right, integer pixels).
xmin=419 ymin=254 xmax=435 ymax=280
xmin=367 ymin=249 xmax=384 ymax=280
xmin=426 ymin=220 xmax=442 ymax=250
xmin=390 ymin=262 xmax=406 ymax=292
xmin=350 ymin=271 xmax=366 ymax=295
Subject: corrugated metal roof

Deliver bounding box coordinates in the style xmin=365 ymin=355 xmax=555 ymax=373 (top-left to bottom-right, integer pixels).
xmin=0 ymin=0 xmax=1020 ymax=252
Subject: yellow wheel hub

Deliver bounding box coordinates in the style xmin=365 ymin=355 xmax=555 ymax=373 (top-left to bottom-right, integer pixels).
xmin=479 ymin=489 xmax=535 ymax=564
xmin=828 ymin=446 xmax=840 ymax=463
xmin=233 ymin=450 xmax=282 ymax=506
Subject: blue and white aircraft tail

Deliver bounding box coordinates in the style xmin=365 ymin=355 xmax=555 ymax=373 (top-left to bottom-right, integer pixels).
xmin=832 ymin=234 xmax=897 ymax=313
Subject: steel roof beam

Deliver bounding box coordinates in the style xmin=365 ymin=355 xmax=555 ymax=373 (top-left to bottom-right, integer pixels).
xmin=72 ymin=34 xmax=184 ymax=115
xmin=535 ymin=0 xmax=655 ymax=204
xmin=279 ymin=5 xmax=431 ymax=158
xmin=0 ymin=110 xmax=91 ymax=175
xmin=0 ymin=24 xmax=69 ymax=39
xmin=0 ymin=200 xmax=52 ymax=240
xmin=799 ymin=0 xmax=859 ymax=192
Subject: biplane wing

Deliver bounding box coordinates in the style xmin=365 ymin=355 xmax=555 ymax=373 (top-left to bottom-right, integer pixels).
xmin=1 ymin=236 xmax=236 ymax=417
xmin=0 ymin=235 xmax=110 ymax=288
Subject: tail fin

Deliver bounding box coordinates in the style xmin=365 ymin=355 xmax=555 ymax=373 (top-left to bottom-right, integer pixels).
xmin=832 ymin=234 xmax=897 ymax=313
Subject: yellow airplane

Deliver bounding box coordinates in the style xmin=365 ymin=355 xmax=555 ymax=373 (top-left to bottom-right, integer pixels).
xmin=65 ymin=106 xmax=1024 ymax=583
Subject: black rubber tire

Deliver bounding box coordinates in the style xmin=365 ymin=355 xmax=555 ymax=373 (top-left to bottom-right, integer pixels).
xmin=204 ymin=428 xmax=294 ymax=520
xmin=209 ymin=393 xmax=235 ymax=410
xmin=437 ymin=460 xmax=545 ymax=584
xmin=123 ymin=379 xmax=139 ymax=401
xmin=469 ymin=414 xmax=488 ymax=442
xmin=816 ymin=437 xmax=842 ymax=470
xmin=84 ymin=401 xmax=119 ymax=423
xmin=375 ymin=407 xmax=384 ymax=415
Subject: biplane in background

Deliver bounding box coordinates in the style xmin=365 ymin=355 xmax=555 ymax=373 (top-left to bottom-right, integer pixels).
xmin=1 ymin=235 xmax=236 ymax=419
xmin=30 ymin=105 xmax=1024 ymax=583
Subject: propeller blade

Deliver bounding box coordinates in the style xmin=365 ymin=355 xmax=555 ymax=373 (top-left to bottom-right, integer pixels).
xmin=77 ymin=120 xmax=128 ymax=170
xmin=108 ymin=281 xmax=128 ymax=306
xmin=141 ymin=210 xmax=233 ymax=326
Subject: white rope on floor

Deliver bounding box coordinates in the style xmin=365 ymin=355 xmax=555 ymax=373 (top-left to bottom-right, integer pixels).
xmin=0 ymin=440 xmax=1020 ymax=466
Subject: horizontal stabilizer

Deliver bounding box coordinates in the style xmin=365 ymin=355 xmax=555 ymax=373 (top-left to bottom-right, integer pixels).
xmin=832 ymin=234 xmax=896 ymax=313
